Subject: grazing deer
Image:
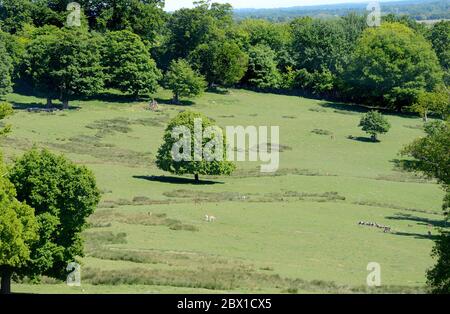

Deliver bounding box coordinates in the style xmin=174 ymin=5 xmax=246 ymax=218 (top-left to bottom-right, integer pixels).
xmin=205 ymin=215 xmax=216 ymax=222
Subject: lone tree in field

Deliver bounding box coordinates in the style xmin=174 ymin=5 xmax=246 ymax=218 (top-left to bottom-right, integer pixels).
xmin=400 ymin=121 xmax=450 ymax=293
xmin=7 ymin=149 xmax=100 ymax=289
xmin=163 ymin=59 xmax=206 ymax=104
xmin=25 ymin=26 xmax=104 ymax=109
xmin=156 ymin=111 xmax=235 ymax=182
xmin=359 ymin=111 xmax=391 ymax=142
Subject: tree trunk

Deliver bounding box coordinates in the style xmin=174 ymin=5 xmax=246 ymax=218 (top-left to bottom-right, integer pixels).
xmin=46 ymin=98 xmax=53 ymax=109
xmin=172 ymin=93 xmax=179 ymax=105
xmin=1 ymin=269 xmax=12 ymax=295
xmin=194 ymin=174 xmax=199 ymax=182
xmin=423 ymin=111 xmax=428 ymax=122
xmin=371 ymin=134 xmax=377 ymax=142
xmin=62 ymin=99 xmax=69 ymax=110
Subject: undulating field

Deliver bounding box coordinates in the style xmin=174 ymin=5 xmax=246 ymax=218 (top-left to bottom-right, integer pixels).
xmin=2 ymin=88 xmax=447 ymax=294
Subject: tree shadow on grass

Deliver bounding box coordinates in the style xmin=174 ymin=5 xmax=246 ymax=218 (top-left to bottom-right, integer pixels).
xmin=207 ymin=86 xmax=229 ymax=95
xmin=154 ymin=97 xmax=195 ymax=106
xmin=386 ymin=213 xmax=449 ymax=228
xmin=133 ymin=175 xmax=224 ymax=185
xmin=12 ymin=102 xmax=81 ymax=111
xmin=347 ymin=135 xmax=379 ymax=143
xmin=320 ymin=102 xmax=419 ymax=119
xmin=391 ymin=231 xmax=438 ymax=240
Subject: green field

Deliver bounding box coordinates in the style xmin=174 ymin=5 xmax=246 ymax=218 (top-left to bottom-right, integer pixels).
xmin=3 ymin=88 xmax=446 ymax=294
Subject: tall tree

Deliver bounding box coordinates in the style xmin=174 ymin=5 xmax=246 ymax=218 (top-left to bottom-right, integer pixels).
xmin=244 ymin=44 xmax=281 ymax=89
xmin=0 ymin=155 xmax=38 ymax=294
xmin=102 ymin=30 xmax=161 ymax=97
xmin=427 ymin=21 xmax=450 ymax=85
xmin=345 ymin=22 xmax=444 ymax=110
xmin=9 ymin=149 xmax=101 ymax=284
xmin=0 ymin=41 xmax=13 ymax=97
xmin=24 ymin=26 xmax=104 ymax=108
xmin=190 ymin=41 xmax=248 ymax=87
xmin=163 ymin=59 xmax=206 ymax=104
xmin=400 ymin=122 xmax=450 ymax=293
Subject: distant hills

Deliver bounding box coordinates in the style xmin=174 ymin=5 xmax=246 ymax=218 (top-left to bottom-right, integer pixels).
xmin=233 ymin=0 xmax=450 ymax=21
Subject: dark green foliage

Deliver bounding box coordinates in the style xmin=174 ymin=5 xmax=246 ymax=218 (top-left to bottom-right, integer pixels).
xmin=0 ymin=41 xmax=12 ymax=97
xmin=0 ymin=155 xmax=38 ymax=294
xmin=163 ymin=59 xmax=206 ymax=103
xmin=156 ymin=111 xmax=236 ymax=181
xmin=24 ymin=26 xmax=104 ymax=108
xmin=427 ymin=21 xmax=450 ymax=85
xmin=0 ymin=102 xmax=13 ymax=135
xmin=359 ymin=111 xmax=391 ymax=141
xmin=9 ymin=149 xmax=101 ymax=281
xmin=0 ymin=0 xmax=33 ymax=33
xmin=102 ymin=30 xmax=161 ymax=97
xmin=244 ymin=44 xmax=281 ymax=89
xmin=400 ymin=122 xmax=450 ymax=293
xmin=401 ymin=121 xmax=449 ymax=186
xmin=190 ymin=41 xmax=248 ymax=86
xmin=427 ymin=231 xmax=450 ymax=294
xmin=345 ymin=23 xmax=444 ymax=110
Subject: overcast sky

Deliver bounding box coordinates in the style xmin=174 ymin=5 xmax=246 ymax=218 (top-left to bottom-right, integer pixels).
xmin=164 ymin=0 xmax=399 ymax=11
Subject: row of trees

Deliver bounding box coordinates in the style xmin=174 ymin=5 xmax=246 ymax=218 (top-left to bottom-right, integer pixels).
xmin=0 ymin=0 xmax=449 ymax=116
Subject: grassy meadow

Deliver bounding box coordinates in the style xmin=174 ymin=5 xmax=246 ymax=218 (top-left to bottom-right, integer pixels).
xmin=2 ymin=88 xmax=447 ymax=294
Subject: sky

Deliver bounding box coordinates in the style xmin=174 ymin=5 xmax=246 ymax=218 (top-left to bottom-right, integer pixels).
xmin=164 ymin=0 xmax=400 ymax=12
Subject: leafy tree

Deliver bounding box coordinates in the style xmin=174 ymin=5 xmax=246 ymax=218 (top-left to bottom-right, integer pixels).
xmin=295 ymin=68 xmax=335 ymax=96
xmin=0 ymin=42 xmax=13 ymax=97
xmin=290 ymin=17 xmax=348 ymax=74
xmin=190 ymin=41 xmax=248 ymax=87
xmin=84 ymin=0 xmax=166 ymax=43
xmin=411 ymin=87 xmax=450 ymax=121
xmin=401 ymin=121 xmax=449 ymax=187
xmin=0 ymin=102 xmax=13 ymax=135
xmin=0 ymin=155 xmax=38 ymax=294
xmin=163 ymin=59 xmax=206 ymax=104
xmin=8 ymin=149 xmax=101 ymax=283
xmin=24 ymin=26 xmax=104 ymax=108
xmin=359 ymin=111 xmax=391 ymax=142
xmin=102 ymin=30 xmax=161 ymax=97
xmin=164 ymin=1 xmax=232 ymax=62
xmin=244 ymin=44 xmax=281 ymax=89
xmin=400 ymin=122 xmax=450 ymax=293
xmin=345 ymin=23 xmax=444 ymax=110
xmin=0 ymin=0 xmax=33 ymax=34
xmin=427 ymin=21 xmax=450 ymax=85
xmin=156 ymin=111 xmax=236 ymax=182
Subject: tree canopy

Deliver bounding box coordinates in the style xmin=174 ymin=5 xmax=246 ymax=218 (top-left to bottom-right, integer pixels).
xmin=156 ymin=111 xmax=236 ymax=182
xmin=163 ymin=59 xmax=206 ymax=103
xmin=9 ymin=149 xmax=100 ymax=282
xmin=345 ymin=23 xmax=444 ymax=110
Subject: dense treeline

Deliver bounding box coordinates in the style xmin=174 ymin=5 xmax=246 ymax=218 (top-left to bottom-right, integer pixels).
xmin=0 ymin=0 xmax=449 ymax=115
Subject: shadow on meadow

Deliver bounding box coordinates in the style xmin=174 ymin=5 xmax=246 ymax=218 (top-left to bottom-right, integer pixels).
xmin=133 ymin=175 xmax=224 ymax=185
xmin=154 ymin=97 xmax=195 ymax=106
xmin=12 ymin=101 xmax=81 ymax=111
xmin=386 ymin=213 xmax=449 ymax=229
